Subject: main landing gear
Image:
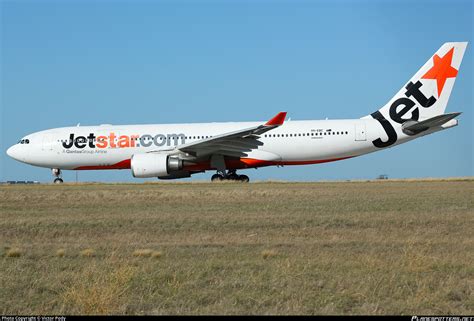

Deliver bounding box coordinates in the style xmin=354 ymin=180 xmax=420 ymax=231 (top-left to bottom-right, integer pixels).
xmin=52 ymin=168 xmax=64 ymax=184
xmin=211 ymin=170 xmax=249 ymax=182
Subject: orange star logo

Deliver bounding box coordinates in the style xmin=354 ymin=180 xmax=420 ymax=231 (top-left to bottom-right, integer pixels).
xmin=421 ymin=47 xmax=458 ymax=97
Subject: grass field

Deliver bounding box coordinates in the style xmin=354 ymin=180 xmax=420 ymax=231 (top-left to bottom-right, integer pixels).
xmin=0 ymin=180 xmax=473 ymax=315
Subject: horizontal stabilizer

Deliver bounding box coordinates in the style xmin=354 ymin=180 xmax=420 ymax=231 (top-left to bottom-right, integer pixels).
xmin=402 ymin=112 xmax=461 ymax=135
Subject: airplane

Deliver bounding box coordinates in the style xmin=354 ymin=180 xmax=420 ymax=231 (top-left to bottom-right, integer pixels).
xmin=6 ymin=42 xmax=468 ymax=183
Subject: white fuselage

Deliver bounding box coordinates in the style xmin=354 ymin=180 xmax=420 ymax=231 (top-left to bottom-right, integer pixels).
xmin=6 ymin=117 xmax=445 ymax=173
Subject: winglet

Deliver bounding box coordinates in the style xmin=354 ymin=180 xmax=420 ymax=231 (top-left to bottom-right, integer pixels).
xmin=265 ymin=112 xmax=287 ymax=126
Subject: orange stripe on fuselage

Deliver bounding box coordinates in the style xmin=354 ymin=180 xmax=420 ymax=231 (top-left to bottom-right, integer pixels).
xmin=241 ymin=156 xmax=354 ymax=166
xmin=73 ymin=156 xmax=353 ymax=171
xmin=183 ymin=156 xmax=354 ymax=171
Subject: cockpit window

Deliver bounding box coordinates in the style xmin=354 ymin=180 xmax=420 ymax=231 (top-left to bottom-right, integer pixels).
xmin=18 ymin=139 xmax=30 ymax=144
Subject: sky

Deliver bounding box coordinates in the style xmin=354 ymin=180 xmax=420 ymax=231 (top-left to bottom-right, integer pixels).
xmin=0 ymin=0 xmax=472 ymax=182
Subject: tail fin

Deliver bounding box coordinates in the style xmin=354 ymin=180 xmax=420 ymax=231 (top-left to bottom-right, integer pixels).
xmin=369 ymin=42 xmax=467 ymax=122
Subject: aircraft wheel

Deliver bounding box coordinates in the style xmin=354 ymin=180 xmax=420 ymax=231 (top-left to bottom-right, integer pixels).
xmin=239 ymin=175 xmax=249 ymax=183
xmin=227 ymin=173 xmax=240 ymax=181
xmin=54 ymin=178 xmax=64 ymax=184
xmin=211 ymin=174 xmax=223 ymax=182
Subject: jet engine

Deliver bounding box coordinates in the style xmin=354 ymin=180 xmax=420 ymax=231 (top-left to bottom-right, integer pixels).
xmin=131 ymin=153 xmax=184 ymax=178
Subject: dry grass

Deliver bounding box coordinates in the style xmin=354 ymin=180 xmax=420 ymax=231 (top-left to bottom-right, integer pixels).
xmin=133 ymin=249 xmax=153 ymax=257
xmin=61 ymin=257 xmax=135 ymax=314
xmin=5 ymin=248 xmax=22 ymax=258
xmin=151 ymin=251 xmax=162 ymax=259
xmin=261 ymin=250 xmax=278 ymax=259
xmin=0 ymin=180 xmax=473 ymax=315
xmin=80 ymin=249 xmax=96 ymax=257
xmin=56 ymin=249 xmax=66 ymax=257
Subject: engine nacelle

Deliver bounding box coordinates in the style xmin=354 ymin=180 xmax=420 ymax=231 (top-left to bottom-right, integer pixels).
xmin=158 ymin=171 xmax=192 ymax=180
xmin=131 ymin=153 xmax=183 ymax=178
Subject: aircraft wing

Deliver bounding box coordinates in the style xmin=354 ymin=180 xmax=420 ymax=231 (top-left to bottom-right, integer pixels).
xmin=176 ymin=112 xmax=287 ymax=158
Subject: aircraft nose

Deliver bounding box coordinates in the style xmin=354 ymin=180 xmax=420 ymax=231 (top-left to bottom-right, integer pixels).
xmin=6 ymin=144 xmax=21 ymax=161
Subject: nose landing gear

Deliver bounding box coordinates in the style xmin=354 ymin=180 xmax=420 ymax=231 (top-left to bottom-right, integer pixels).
xmin=211 ymin=170 xmax=249 ymax=182
xmin=52 ymin=168 xmax=63 ymax=184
